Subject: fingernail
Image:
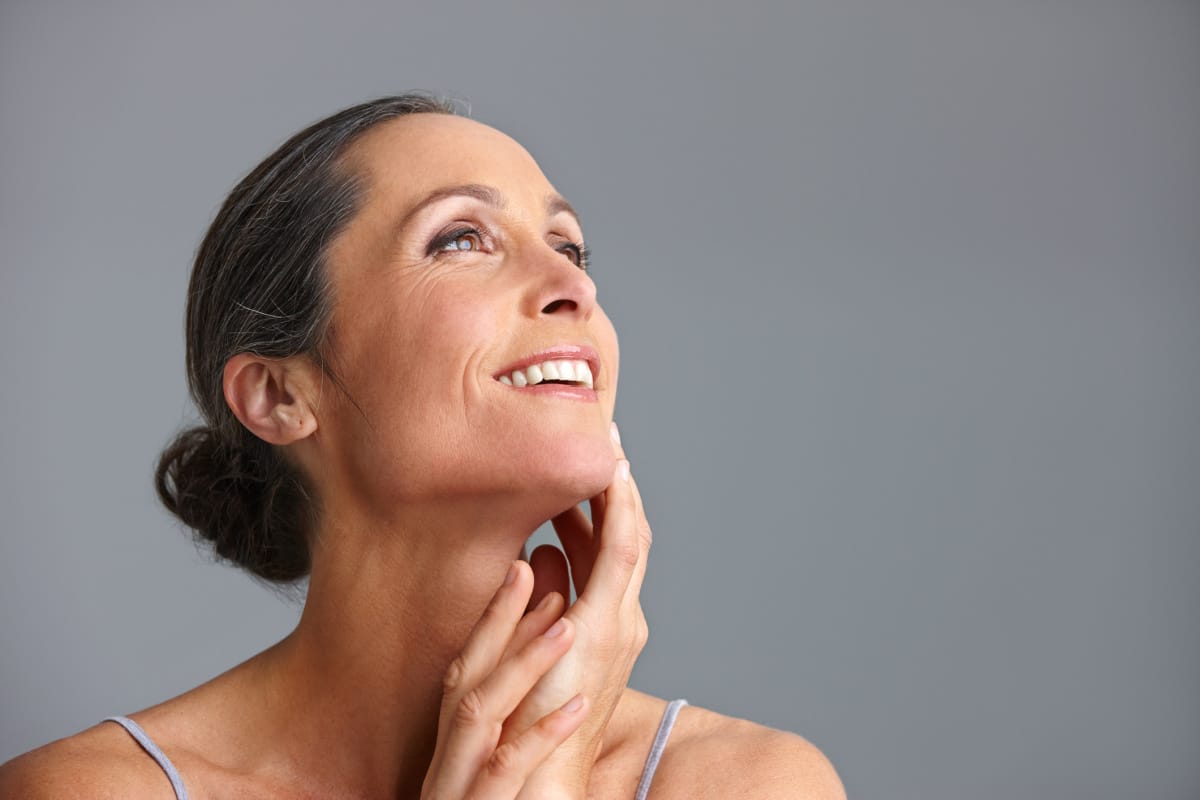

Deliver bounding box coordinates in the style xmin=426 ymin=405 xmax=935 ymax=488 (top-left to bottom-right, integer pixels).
xmin=610 ymin=421 xmax=621 ymax=444
xmin=535 ymin=592 xmax=556 ymax=612
xmin=618 ymin=459 xmax=630 ymax=482
xmin=504 ymin=561 xmax=518 ymax=586
xmin=543 ymin=618 xmax=568 ymax=638
xmin=561 ymin=693 xmax=584 ymax=713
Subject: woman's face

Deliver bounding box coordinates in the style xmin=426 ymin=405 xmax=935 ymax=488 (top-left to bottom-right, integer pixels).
xmin=315 ymin=114 xmax=619 ymax=520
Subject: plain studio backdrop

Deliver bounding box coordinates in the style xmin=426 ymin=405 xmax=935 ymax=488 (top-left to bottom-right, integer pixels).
xmin=2 ymin=2 xmax=1198 ymax=798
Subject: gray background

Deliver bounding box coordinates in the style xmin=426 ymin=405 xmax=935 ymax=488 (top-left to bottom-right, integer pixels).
xmin=1 ymin=1 xmax=1197 ymax=797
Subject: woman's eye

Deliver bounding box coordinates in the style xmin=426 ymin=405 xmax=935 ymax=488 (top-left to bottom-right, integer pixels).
xmin=433 ymin=229 xmax=484 ymax=254
xmin=559 ymin=242 xmax=591 ymax=271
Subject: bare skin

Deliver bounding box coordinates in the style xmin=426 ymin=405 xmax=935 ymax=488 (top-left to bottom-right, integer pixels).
xmin=0 ymin=114 xmax=844 ymax=800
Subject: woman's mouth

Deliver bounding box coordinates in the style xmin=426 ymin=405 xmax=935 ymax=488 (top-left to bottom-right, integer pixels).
xmin=492 ymin=344 xmax=601 ymax=393
xmin=496 ymin=357 xmax=594 ymax=389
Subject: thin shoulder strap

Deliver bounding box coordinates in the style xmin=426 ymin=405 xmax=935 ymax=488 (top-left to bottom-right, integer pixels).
xmin=634 ymin=698 xmax=688 ymax=800
xmin=102 ymin=716 xmax=189 ymax=800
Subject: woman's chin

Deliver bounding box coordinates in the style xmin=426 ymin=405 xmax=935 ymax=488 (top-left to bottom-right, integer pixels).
xmin=524 ymin=440 xmax=617 ymax=508
xmin=374 ymin=430 xmax=618 ymax=519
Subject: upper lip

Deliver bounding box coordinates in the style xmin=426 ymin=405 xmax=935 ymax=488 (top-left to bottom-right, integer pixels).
xmin=493 ymin=344 xmax=601 ymax=386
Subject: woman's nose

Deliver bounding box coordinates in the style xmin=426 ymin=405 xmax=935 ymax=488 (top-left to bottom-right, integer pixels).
xmin=522 ymin=243 xmax=597 ymax=320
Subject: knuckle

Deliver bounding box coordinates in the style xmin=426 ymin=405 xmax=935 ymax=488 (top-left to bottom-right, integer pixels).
xmin=442 ymin=655 xmax=470 ymax=696
xmin=612 ymin=540 xmax=640 ymax=570
xmin=454 ymin=687 xmax=488 ymax=728
xmin=485 ymin=741 xmax=524 ymax=780
xmin=635 ymin=615 xmax=650 ymax=650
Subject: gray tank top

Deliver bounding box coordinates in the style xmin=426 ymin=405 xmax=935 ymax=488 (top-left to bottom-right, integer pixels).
xmin=102 ymin=698 xmax=687 ymax=799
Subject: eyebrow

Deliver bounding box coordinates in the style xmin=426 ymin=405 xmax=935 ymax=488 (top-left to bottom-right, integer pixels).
xmin=395 ymin=182 xmax=583 ymax=235
xmin=546 ymin=194 xmax=583 ymax=228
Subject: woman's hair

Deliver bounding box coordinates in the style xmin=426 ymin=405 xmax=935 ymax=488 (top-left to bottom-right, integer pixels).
xmin=155 ymin=93 xmax=459 ymax=585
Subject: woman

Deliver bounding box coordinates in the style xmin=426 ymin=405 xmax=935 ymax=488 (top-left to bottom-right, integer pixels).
xmin=0 ymin=95 xmax=844 ymax=799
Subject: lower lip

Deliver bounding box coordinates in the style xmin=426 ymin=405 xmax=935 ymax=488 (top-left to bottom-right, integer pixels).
xmin=496 ymin=381 xmax=598 ymax=402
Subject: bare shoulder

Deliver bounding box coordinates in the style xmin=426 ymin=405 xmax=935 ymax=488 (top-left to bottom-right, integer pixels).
xmin=652 ymin=702 xmax=846 ymax=800
xmin=0 ymin=721 xmax=177 ymax=800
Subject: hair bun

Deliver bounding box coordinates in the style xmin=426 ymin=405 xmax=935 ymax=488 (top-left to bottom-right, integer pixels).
xmin=155 ymin=425 xmax=313 ymax=583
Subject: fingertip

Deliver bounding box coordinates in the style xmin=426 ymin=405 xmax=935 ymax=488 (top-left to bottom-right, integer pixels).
xmin=541 ymin=612 xmax=572 ymax=639
xmin=610 ymin=421 xmax=627 ymax=462
xmin=496 ymin=559 xmax=526 ymax=597
xmin=561 ymin=692 xmax=586 ymax=714
xmin=533 ymin=590 xmax=558 ymax=613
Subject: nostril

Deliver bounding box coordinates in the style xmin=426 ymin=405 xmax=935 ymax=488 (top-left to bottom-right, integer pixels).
xmin=541 ymin=299 xmax=577 ymax=314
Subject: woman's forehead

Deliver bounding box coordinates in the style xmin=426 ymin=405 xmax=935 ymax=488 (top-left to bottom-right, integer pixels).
xmin=344 ymin=114 xmax=554 ymax=203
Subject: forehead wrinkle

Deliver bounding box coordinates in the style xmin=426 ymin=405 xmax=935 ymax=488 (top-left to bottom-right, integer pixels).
xmin=395 ymin=183 xmax=505 ymax=235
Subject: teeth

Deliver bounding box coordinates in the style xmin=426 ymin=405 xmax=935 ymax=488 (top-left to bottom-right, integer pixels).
xmin=575 ymin=360 xmax=593 ymax=388
xmin=499 ymin=358 xmax=595 ymax=388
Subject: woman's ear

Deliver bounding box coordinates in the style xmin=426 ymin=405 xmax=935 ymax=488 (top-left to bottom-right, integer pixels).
xmin=222 ymin=353 xmax=320 ymax=445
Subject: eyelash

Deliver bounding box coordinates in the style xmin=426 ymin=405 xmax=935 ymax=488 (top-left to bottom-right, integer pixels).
xmin=428 ymin=226 xmax=591 ymax=272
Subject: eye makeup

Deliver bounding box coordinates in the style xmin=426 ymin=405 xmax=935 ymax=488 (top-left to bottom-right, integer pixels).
xmin=425 ymin=223 xmax=591 ymax=272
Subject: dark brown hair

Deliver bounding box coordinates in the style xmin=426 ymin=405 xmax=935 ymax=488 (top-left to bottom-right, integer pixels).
xmin=155 ymin=94 xmax=459 ymax=584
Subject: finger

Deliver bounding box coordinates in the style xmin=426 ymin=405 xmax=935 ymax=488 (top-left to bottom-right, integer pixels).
xmin=579 ymin=458 xmax=639 ymax=609
xmin=427 ymin=560 xmax=536 ymax=792
xmin=609 ymin=421 xmax=651 ymax=603
xmin=526 ymin=544 xmax=570 ymax=613
xmin=466 ymin=693 xmax=590 ymax=798
xmin=501 ymin=590 xmax=564 ymax=663
xmin=443 ymin=560 xmax=534 ymax=705
xmin=550 ymin=504 xmax=595 ymax=592
xmin=620 ymin=469 xmax=653 ymax=611
xmin=586 ymin=420 xmax=623 ymax=533
xmin=610 ymin=420 xmax=625 ymax=458
xmin=588 ymin=490 xmax=607 ymax=539
xmin=429 ymin=616 xmax=577 ymax=798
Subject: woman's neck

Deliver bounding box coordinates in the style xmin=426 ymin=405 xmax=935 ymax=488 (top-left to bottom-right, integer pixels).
xmin=242 ymin=499 xmax=542 ymax=798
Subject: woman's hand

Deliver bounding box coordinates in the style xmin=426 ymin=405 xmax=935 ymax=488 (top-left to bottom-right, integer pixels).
xmin=509 ymin=423 xmax=653 ymax=798
xmin=419 ymin=559 xmax=590 ymax=799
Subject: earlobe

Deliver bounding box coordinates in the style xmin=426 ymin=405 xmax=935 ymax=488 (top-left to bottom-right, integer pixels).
xmin=223 ymin=353 xmax=318 ymax=445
